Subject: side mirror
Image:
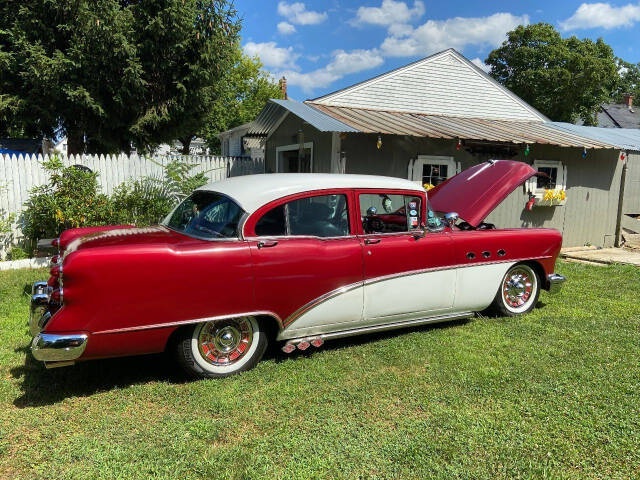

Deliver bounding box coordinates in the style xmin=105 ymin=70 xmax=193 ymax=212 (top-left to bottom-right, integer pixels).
xmin=443 ymin=212 xmax=459 ymax=228
xmin=366 ymin=206 xmax=377 ymax=216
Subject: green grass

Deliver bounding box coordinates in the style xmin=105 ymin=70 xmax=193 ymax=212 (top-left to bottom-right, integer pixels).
xmin=0 ymin=262 xmax=639 ymax=479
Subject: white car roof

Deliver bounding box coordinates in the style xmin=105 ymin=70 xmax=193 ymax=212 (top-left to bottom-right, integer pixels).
xmin=198 ymin=173 xmax=423 ymax=214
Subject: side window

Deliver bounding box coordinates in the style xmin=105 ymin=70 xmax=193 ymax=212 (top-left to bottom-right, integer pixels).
xmin=287 ymin=194 xmax=349 ymax=237
xmin=360 ymin=194 xmax=422 ymax=234
xmin=254 ymin=194 xmax=350 ymax=238
xmin=255 ymin=205 xmax=286 ymax=236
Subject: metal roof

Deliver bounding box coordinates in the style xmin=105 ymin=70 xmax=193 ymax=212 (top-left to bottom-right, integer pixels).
xmin=548 ymin=122 xmax=640 ymax=152
xmin=308 ymin=103 xmax=614 ymax=149
xmin=244 ymin=98 xmax=640 ymax=151
xmin=247 ymin=99 xmax=357 ymax=135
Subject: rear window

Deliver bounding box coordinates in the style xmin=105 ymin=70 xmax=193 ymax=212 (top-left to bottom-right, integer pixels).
xmin=163 ymin=191 xmax=243 ymax=239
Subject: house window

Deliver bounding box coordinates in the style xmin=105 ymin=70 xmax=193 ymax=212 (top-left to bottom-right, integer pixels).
xmin=275 ymin=142 xmax=313 ymax=173
xmin=411 ymin=155 xmax=457 ymax=187
xmin=532 ymin=160 xmax=566 ymax=193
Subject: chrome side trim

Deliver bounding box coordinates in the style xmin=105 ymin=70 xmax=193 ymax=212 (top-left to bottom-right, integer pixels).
xmin=547 ymin=273 xmax=566 ymax=294
xmin=317 ymin=312 xmax=473 ymax=341
xmin=31 ymin=333 xmax=88 ymax=362
xmin=93 ymin=311 xmax=284 ymax=335
xmin=283 ymin=281 xmax=364 ymax=327
xmin=282 ymin=256 xmax=549 ymax=328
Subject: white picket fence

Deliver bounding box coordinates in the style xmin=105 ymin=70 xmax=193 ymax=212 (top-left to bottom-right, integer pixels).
xmin=0 ymin=153 xmax=264 ymax=257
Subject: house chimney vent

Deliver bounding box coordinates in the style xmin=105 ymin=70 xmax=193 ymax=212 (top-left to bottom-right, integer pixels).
xmin=623 ymin=93 xmax=633 ymax=109
xmin=280 ymin=76 xmax=288 ymax=100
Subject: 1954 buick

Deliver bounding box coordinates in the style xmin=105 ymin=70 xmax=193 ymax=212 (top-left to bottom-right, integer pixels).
xmin=29 ymin=160 xmax=565 ymax=378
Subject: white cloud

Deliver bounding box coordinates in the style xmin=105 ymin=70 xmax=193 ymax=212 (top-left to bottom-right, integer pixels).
xmin=354 ymin=0 xmax=425 ymax=26
xmin=277 ymin=2 xmax=328 ymax=25
xmin=277 ymin=21 xmax=296 ymax=35
xmin=243 ymin=42 xmax=300 ymax=70
xmin=279 ymin=49 xmax=384 ymax=93
xmin=380 ymin=13 xmax=529 ymax=57
xmin=560 ymin=2 xmax=640 ymax=30
xmin=471 ymin=57 xmax=491 ymax=73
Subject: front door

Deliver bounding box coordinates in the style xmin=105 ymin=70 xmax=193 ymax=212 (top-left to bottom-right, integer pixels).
xmin=357 ymin=191 xmax=456 ymax=322
xmin=247 ymin=191 xmax=364 ymax=338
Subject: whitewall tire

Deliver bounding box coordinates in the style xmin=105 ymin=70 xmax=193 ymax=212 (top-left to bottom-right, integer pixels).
xmin=489 ymin=264 xmax=540 ymax=317
xmin=176 ymin=316 xmax=267 ymax=378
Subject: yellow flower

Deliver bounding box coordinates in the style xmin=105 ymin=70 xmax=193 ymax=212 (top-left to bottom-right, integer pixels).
xmin=423 ymin=183 xmax=435 ymax=191
xmin=55 ymin=209 xmax=64 ymax=221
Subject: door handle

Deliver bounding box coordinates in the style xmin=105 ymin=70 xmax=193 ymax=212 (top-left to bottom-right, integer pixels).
xmin=364 ymin=238 xmax=381 ymax=245
xmin=257 ymin=240 xmax=278 ymax=249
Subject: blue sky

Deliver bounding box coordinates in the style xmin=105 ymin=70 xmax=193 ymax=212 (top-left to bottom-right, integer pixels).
xmin=235 ymin=0 xmax=640 ymax=101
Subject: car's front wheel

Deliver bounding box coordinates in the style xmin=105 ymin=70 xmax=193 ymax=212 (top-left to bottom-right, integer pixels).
xmin=489 ymin=263 xmax=540 ymax=316
xmin=176 ymin=316 xmax=267 ymax=378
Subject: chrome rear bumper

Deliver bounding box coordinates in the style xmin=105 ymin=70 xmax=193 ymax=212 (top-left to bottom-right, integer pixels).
xmin=29 ymin=280 xmax=87 ymax=366
xmin=547 ymin=273 xmax=566 ymax=294
xmin=31 ymin=333 xmax=88 ymax=362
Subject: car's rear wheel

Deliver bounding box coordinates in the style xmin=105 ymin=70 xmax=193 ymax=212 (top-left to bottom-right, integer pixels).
xmin=489 ymin=263 xmax=540 ymax=316
xmin=176 ymin=316 xmax=267 ymax=378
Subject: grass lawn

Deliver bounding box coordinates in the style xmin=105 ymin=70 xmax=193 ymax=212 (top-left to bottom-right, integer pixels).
xmin=0 ymin=262 xmax=638 ymax=479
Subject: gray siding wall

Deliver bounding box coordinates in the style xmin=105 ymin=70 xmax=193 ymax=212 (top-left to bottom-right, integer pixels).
xmin=624 ymin=152 xmax=640 ymax=214
xmin=266 ymin=120 xmax=627 ymax=248
xmin=265 ymin=114 xmax=334 ymax=174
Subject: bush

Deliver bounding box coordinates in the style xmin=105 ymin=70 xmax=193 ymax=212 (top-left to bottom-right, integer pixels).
xmin=111 ymin=160 xmax=208 ymax=226
xmin=21 ymin=157 xmax=209 ymax=242
xmin=22 ymin=156 xmax=112 ymax=246
xmin=7 ymin=246 xmax=28 ymax=260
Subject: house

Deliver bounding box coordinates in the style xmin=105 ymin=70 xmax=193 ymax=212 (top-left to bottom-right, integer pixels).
xmin=154 ymin=137 xmax=210 ymax=156
xmin=218 ymin=123 xmax=266 ymax=160
xmin=592 ymin=94 xmax=640 ymax=129
xmin=0 ymin=138 xmax=52 ymax=155
xmin=239 ymin=49 xmax=640 ymax=248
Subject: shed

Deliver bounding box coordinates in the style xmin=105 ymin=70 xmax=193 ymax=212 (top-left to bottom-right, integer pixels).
xmin=243 ymin=49 xmax=640 ymax=248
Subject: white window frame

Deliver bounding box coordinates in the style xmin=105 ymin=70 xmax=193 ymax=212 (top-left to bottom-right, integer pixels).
xmin=275 ymin=142 xmax=314 ymax=173
xmin=410 ymin=155 xmax=458 ymax=187
xmin=528 ymin=159 xmax=567 ymax=206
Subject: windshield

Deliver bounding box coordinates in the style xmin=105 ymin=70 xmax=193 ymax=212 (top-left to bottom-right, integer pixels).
xmin=426 ymin=199 xmax=444 ymax=231
xmin=162 ymin=191 xmax=243 ymax=240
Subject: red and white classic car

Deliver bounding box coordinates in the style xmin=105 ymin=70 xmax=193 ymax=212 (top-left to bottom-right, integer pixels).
xmin=29 ymin=160 xmax=565 ymax=378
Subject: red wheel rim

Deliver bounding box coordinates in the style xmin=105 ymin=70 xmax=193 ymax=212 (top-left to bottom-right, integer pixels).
xmin=197 ymin=318 xmax=253 ymax=366
xmin=503 ymin=267 xmax=534 ymax=309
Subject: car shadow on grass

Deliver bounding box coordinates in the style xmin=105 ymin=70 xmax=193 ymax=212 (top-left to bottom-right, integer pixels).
xmin=11 ymin=351 xmax=186 ymax=408
xmin=12 ymin=318 xmax=470 ymax=407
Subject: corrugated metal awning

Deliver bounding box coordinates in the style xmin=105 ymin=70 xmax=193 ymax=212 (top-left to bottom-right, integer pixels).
xmin=245 ymin=98 xmax=640 ymax=151
xmin=308 ymin=103 xmax=615 ymax=149
xmin=248 ymin=99 xmax=357 ymax=135
xmin=548 ymin=122 xmax=640 ymax=152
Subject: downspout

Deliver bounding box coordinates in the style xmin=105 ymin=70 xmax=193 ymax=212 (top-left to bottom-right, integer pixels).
xmin=615 ymin=153 xmax=628 ymax=248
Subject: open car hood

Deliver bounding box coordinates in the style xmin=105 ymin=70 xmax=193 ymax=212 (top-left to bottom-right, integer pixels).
xmin=428 ymin=160 xmax=537 ymax=228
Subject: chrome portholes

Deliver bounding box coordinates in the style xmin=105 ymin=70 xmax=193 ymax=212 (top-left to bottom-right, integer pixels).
xmin=196 ymin=317 xmax=254 ymax=366
xmin=502 ymin=265 xmax=538 ymax=313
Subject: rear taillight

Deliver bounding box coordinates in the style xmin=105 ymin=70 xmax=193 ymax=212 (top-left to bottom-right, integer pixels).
xmin=50 ymin=255 xmax=59 ymax=265
xmin=51 ymin=238 xmax=59 ymax=248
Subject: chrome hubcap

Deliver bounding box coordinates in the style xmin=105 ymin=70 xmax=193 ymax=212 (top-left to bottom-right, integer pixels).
xmin=503 ymin=267 xmax=534 ymax=308
xmin=198 ymin=318 xmax=253 ymax=366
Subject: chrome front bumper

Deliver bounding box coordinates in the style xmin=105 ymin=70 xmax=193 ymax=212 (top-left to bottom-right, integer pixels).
xmin=547 ymin=273 xmax=566 ymax=294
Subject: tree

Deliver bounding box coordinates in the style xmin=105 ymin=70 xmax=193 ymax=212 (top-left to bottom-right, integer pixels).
xmin=201 ymin=46 xmax=284 ymax=153
xmin=0 ymin=1 xmax=240 ymax=154
xmin=485 ymin=23 xmax=619 ymax=125
xmin=613 ymin=59 xmax=640 ymax=102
